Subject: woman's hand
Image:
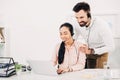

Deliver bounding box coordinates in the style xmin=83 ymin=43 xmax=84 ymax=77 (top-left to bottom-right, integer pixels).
xmin=57 ymin=67 xmax=70 ymax=74
xmin=57 ymin=68 xmax=63 ymax=74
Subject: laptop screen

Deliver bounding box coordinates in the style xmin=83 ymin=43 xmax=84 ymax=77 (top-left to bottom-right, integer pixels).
xmin=27 ymin=60 xmax=58 ymax=76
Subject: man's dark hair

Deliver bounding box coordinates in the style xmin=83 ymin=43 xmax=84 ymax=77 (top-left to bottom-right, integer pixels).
xmin=73 ymin=2 xmax=91 ymax=18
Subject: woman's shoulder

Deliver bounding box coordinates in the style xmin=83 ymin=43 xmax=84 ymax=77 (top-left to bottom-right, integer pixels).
xmin=74 ymin=40 xmax=85 ymax=46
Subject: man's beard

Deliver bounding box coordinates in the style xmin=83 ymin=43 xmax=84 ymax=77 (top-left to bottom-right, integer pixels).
xmin=79 ymin=21 xmax=87 ymax=27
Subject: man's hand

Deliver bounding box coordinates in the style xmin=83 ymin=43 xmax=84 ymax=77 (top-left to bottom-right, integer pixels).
xmin=79 ymin=44 xmax=92 ymax=54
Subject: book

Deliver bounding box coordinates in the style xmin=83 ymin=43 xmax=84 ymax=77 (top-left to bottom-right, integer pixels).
xmin=0 ymin=63 xmax=15 ymax=68
xmin=0 ymin=67 xmax=16 ymax=74
xmin=0 ymin=70 xmax=16 ymax=77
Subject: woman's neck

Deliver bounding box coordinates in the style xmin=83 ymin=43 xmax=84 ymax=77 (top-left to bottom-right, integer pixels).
xmin=65 ymin=39 xmax=74 ymax=47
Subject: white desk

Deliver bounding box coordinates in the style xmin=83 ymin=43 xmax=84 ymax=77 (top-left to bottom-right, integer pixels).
xmin=0 ymin=69 xmax=120 ymax=80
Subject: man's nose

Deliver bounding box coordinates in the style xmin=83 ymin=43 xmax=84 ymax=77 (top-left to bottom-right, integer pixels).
xmin=77 ymin=18 xmax=82 ymax=23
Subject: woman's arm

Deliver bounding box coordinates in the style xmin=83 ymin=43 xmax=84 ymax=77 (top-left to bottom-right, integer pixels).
xmin=70 ymin=52 xmax=86 ymax=71
xmin=51 ymin=44 xmax=59 ymax=66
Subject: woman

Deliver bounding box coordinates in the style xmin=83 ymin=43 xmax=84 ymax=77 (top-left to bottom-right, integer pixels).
xmin=52 ymin=23 xmax=86 ymax=74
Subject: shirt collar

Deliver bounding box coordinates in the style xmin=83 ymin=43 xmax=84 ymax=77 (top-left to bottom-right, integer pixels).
xmin=86 ymin=17 xmax=96 ymax=30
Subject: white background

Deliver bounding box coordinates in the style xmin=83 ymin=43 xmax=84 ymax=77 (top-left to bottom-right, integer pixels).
xmin=0 ymin=0 xmax=120 ymax=67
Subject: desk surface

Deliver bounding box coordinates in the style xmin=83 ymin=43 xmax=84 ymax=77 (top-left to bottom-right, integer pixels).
xmin=0 ymin=69 xmax=120 ymax=80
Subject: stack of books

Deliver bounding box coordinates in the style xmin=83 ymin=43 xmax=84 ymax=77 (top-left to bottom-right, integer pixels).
xmin=0 ymin=57 xmax=16 ymax=77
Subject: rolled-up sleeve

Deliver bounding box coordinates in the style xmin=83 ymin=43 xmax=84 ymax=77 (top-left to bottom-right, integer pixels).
xmin=94 ymin=23 xmax=115 ymax=55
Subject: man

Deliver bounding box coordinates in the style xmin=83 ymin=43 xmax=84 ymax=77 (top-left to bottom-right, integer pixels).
xmin=72 ymin=2 xmax=115 ymax=68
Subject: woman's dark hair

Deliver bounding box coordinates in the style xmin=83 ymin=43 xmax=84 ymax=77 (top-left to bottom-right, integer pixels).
xmin=60 ymin=23 xmax=74 ymax=36
xmin=73 ymin=2 xmax=91 ymax=18
xmin=58 ymin=41 xmax=65 ymax=64
xmin=58 ymin=23 xmax=74 ymax=64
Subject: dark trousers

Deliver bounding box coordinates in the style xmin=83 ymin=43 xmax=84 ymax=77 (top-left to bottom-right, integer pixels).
xmin=85 ymin=53 xmax=108 ymax=69
xmin=85 ymin=58 xmax=97 ymax=68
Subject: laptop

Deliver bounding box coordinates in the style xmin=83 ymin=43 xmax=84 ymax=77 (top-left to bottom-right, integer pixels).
xmin=27 ymin=60 xmax=58 ymax=76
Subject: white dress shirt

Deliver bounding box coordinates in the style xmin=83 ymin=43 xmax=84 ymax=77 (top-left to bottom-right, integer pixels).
xmin=72 ymin=16 xmax=115 ymax=55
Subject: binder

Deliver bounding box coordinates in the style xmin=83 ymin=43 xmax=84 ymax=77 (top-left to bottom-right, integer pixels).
xmin=0 ymin=57 xmax=16 ymax=77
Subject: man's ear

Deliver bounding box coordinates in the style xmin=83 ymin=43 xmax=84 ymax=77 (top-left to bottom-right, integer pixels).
xmin=87 ymin=12 xmax=91 ymax=18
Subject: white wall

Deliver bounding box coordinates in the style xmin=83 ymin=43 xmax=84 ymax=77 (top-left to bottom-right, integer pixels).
xmin=0 ymin=0 xmax=120 ymax=66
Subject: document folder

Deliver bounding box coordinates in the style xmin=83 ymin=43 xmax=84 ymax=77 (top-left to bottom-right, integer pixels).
xmin=0 ymin=57 xmax=16 ymax=77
